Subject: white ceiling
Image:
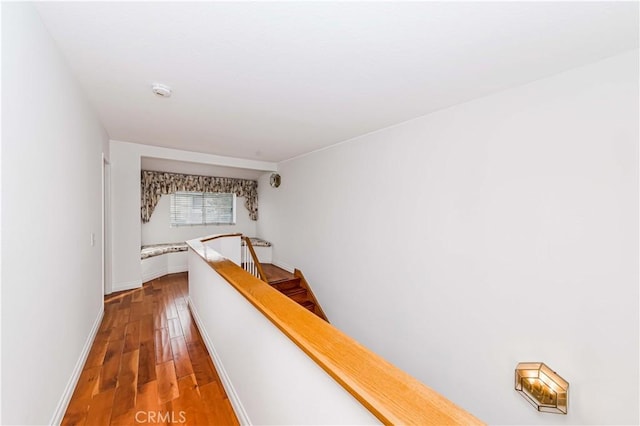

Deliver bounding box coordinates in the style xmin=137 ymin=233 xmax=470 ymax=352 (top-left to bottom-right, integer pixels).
xmin=36 ymin=2 xmax=638 ymax=163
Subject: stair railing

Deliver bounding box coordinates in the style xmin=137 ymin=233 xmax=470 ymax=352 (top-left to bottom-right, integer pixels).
xmin=240 ymin=236 xmax=267 ymax=282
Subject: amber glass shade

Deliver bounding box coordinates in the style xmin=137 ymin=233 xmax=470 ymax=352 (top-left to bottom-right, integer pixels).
xmin=515 ymin=362 xmax=568 ymax=414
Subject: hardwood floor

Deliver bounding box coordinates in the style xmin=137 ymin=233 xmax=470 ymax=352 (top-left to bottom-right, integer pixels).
xmin=63 ymin=273 xmax=238 ymax=425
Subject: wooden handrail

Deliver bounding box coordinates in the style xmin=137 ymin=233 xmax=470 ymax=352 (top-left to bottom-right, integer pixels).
xmin=200 ymin=232 xmax=243 ymax=243
xmin=188 ymin=238 xmax=484 ymax=425
xmin=200 ymin=232 xmax=267 ymax=283
xmin=240 ymin=236 xmax=268 ymax=282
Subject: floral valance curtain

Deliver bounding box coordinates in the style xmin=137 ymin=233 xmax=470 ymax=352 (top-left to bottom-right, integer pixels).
xmin=141 ymin=170 xmax=258 ymax=223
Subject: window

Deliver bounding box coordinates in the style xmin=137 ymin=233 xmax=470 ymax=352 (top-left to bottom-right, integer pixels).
xmin=170 ymin=192 xmax=236 ymax=226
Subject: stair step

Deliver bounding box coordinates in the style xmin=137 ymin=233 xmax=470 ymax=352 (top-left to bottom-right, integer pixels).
xmin=270 ymin=277 xmax=301 ymax=291
xmin=261 ymin=263 xmax=295 ymax=282
xmin=300 ymin=300 xmax=315 ymax=312
xmin=259 ymin=263 xmax=327 ymax=321
xmin=281 ymin=286 xmax=307 ymax=302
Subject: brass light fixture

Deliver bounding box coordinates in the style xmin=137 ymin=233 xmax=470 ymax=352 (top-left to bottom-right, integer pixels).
xmin=269 ymin=173 xmax=281 ymax=188
xmin=515 ymin=362 xmax=569 ymax=414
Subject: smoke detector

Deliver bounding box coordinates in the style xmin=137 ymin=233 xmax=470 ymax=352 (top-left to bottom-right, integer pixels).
xmin=152 ymin=83 xmax=172 ymax=98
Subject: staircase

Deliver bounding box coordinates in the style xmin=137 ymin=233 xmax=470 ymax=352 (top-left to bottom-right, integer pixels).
xmin=261 ymin=264 xmax=328 ymax=322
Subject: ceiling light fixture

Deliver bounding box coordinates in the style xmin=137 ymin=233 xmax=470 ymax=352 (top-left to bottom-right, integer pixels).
xmin=152 ymin=83 xmax=172 ymax=98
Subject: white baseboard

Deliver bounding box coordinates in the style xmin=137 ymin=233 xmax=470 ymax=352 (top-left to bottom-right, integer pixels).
xmin=142 ymin=268 xmax=167 ymax=283
xmin=188 ymin=297 xmax=251 ymax=425
xmin=167 ymin=264 xmax=188 ymax=274
xmin=142 ymin=266 xmax=188 ymax=283
xmin=111 ymin=279 xmax=142 ymax=293
xmin=50 ymin=306 xmax=104 ymax=425
xmin=273 ymin=260 xmax=295 ymax=274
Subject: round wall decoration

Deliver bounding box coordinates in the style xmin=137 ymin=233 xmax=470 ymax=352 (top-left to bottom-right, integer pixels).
xmin=270 ymin=173 xmax=281 ymax=188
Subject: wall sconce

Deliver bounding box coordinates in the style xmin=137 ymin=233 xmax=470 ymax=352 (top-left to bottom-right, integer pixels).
xmin=515 ymin=362 xmax=569 ymax=414
xmin=269 ymin=173 xmax=281 ymax=188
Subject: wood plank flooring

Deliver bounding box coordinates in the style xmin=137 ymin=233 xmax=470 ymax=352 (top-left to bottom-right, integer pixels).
xmin=62 ymin=273 xmax=238 ymax=426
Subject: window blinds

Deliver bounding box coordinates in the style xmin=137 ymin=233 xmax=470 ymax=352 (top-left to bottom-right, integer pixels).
xmin=170 ymin=192 xmax=235 ymax=226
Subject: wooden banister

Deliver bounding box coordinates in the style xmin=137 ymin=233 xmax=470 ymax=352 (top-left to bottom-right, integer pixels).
xmin=202 ymin=232 xmax=268 ymax=283
xmin=188 ymin=238 xmax=484 ymax=425
xmin=200 ymin=232 xmax=243 ymax=243
xmin=240 ymin=236 xmax=267 ymax=282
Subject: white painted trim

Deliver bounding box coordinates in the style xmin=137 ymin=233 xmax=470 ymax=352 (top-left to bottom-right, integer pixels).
xmin=50 ymin=306 xmax=104 ymax=425
xmin=142 ymin=269 xmax=167 ymax=283
xmin=188 ymin=297 xmax=251 ymax=426
xmin=102 ymin=154 xmax=112 ymax=295
xmin=141 ymin=267 xmax=188 ymax=283
xmin=272 ymin=261 xmax=295 ymax=274
xmin=167 ymin=265 xmax=188 ymax=274
xmin=110 ymin=139 xmax=277 ymax=172
xmin=111 ymin=279 xmax=142 ymax=292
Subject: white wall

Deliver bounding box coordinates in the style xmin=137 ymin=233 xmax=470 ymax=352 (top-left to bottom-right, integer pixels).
xmin=111 ymin=141 xmax=142 ymax=291
xmin=141 ymin=194 xmax=257 ymax=246
xmin=110 ymin=140 xmax=276 ymax=292
xmin=1 ymin=3 xmax=109 ymax=424
xmin=257 ymin=50 xmax=639 ymax=425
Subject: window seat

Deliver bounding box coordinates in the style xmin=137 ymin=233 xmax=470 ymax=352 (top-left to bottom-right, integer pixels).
xmin=248 ymin=237 xmax=271 ymax=248
xmin=141 ymin=242 xmax=189 ymax=282
xmin=141 ymin=242 xmax=189 ymax=259
xmin=140 ymin=238 xmax=272 ymax=283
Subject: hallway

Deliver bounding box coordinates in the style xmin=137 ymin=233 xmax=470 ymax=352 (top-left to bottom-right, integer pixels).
xmin=62 ymin=273 xmax=238 ymax=425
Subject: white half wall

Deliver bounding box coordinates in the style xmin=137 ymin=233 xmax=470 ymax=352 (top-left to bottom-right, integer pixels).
xmin=1 ymin=3 xmax=109 ymax=424
xmin=141 ymin=194 xmax=257 ymax=246
xmin=187 ymin=249 xmax=379 ymax=425
xmin=257 ymin=50 xmax=639 ymax=425
xmin=110 ymin=140 xmax=276 ymax=291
